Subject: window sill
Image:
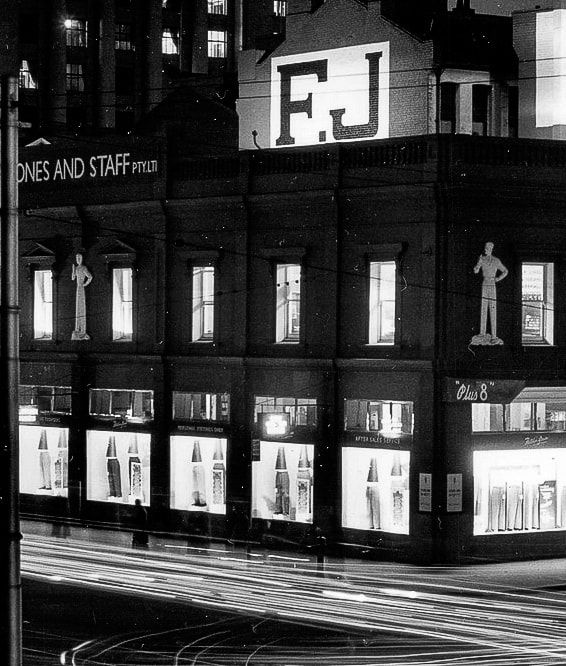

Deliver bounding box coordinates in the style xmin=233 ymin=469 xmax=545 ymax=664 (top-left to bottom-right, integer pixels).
xmin=365 ymin=342 xmax=395 ymax=347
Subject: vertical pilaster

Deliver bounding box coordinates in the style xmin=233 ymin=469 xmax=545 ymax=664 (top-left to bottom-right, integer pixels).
xmin=47 ymin=0 xmax=67 ymax=127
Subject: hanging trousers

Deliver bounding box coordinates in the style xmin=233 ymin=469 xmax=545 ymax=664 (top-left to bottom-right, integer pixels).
xmin=39 ymin=450 xmax=52 ymax=490
xmin=107 ymin=458 xmax=122 ymax=497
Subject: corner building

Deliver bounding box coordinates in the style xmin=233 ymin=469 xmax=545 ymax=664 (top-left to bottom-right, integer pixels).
xmin=17 ymin=0 xmax=566 ymax=564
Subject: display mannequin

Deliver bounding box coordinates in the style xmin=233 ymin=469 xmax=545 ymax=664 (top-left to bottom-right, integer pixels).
xmin=471 ymin=242 xmax=508 ymax=345
xmin=71 ymin=252 xmax=93 ymax=340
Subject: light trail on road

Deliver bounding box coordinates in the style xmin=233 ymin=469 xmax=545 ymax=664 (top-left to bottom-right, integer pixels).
xmin=22 ymin=534 xmax=566 ymax=665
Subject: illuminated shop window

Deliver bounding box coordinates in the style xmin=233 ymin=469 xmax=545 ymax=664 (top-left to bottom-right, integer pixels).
xmin=65 ymin=19 xmax=87 ymax=47
xmin=115 ymin=23 xmax=134 ymax=51
xmin=162 ymin=28 xmax=179 ymax=55
xmin=472 ymin=84 xmax=491 ymax=136
xmin=440 ymin=82 xmax=457 ymax=134
xmin=273 ymin=1 xmax=287 ymax=16
xmin=66 ymin=63 xmax=84 ymax=92
xmin=112 ymin=267 xmax=133 ymax=341
xmin=33 ymin=269 xmax=53 ymax=340
xmin=87 ymin=430 xmax=151 ymax=505
xmin=342 ymin=448 xmax=410 ymax=534
xmin=254 ymin=396 xmax=318 ymax=429
xmin=522 ymin=262 xmax=554 ymax=345
xmin=276 ymin=263 xmax=301 ymax=343
xmin=368 ymin=261 xmax=396 ymax=345
xmin=19 ymin=425 xmax=69 ymax=498
xmin=19 ymin=60 xmax=37 ymax=89
xmin=208 ymin=30 xmax=227 ymax=58
xmin=172 ymin=391 xmax=230 ymax=422
xmin=19 ymin=385 xmax=72 ymax=421
xmin=252 ymin=441 xmax=314 ymax=523
xmin=474 ymin=449 xmax=566 ymax=535
xmin=208 ymin=0 xmax=227 ymax=14
xmin=89 ymin=388 xmax=154 ymax=423
xmin=192 ymin=266 xmax=215 ymax=342
xmin=344 ymin=399 xmax=413 ymax=436
xmin=170 ymin=435 xmax=227 ymax=514
xmin=473 ymin=400 xmax=566 ymax=432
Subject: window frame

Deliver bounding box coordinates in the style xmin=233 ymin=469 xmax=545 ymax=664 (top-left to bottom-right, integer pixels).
xmin=191 ymin=264 xmax=216 ymax=343
xmin=65 ymin=63 xmax=85 ymax=92
xmin=111 ymin=266 xmax=134 ymax=342
xmin=65 ymin=18 xmax=88 ymax=47
xmin=207 ymin=30 xmax=227 ymax=58
xmin=33 ymin=269 xmax=54 ymax=341
xmin=207 ymin=0 xmax=228 ymax=14
xmin=367 ymin=259 xmax=397 ymax=346
xmin=275 ymin=262 xmax=302 ymax=344
xmin=521 ymin=261 xmax=555 ymax=347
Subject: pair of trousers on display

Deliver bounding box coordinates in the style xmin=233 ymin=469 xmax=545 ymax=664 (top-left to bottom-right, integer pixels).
xmin=107 ymin=458 xmax=122 ymax=497
xmin=39 ymin=450 xmax=52 ymax=490
xmin=486 ymin=485 xmax=506 ymax=532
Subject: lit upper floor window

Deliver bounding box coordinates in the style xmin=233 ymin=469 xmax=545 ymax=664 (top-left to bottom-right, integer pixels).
xmin=33 ymin=270 xmax=53 ymax=340
xmin=112 ymin=267 xmax=133 ymax=341
xmin=115 ymin=23 xmax=134 ymax=51
xmin=65 ymin=19 xmax=87 ymax=47
xmin=472 ymin=400 xmax=566 ymax=433
xmin=273 ymin=1 xmax=287 ymax=16
xmin=172 ymin=391 xmax=230 ymax=422
xmin=254 ymin=396 xmax=318 ymax=428
xmin=208 ymin=0 xmax=227 ymax=14
xmin=192 ymin=266 xmax=215 ymax=342
xmin=66 ymin=63 xmax=84 ymax=92
xmin=208 ymin=30 xmax=227 ymax=58
xmin=276 ymin=263 xmax=301 ymax=343
xmin=19 ymin=60 xmax=37 ymax=89
xmin=522 ymin=262 xmax=554 ymax=346
xmin=368 ymin=261 xmax=396 ymax=345
xmin=162 ymin=28 xmax=178 ymax=55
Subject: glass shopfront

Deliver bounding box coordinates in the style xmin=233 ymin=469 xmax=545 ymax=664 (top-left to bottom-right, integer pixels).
xmin=252 ymin=440 xmax=314 ymax=523
xmin=473 ymin=392 xmax=566 ymax=536
xmin=86 ymin=430 xmax=151 ymax=505
xmin=20 ymin=425 xmax=70 ymax=497
xmin=341 ymin=399 xmax=413 ymax=535
xmin=170 ymin=435 xmax=227 ymax=514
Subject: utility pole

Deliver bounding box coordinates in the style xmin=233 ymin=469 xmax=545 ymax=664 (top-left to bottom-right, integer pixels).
xmin=0 ymin=74 xmax=22 ymax=666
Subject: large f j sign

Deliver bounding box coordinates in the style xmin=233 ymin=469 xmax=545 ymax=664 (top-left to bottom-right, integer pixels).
xmin=275 ymin=52 xmax=383 ymax=146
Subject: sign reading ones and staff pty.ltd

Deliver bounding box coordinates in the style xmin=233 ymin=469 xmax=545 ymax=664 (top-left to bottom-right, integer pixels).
xmin=18 ymin=152 xmax=158 ymax=185
xmin=270 ymin=42 xmax=390 ymax=148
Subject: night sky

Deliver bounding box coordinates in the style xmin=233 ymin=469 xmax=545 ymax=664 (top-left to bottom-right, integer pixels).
xmin=449 ymin=0 xmax=546 ymax=14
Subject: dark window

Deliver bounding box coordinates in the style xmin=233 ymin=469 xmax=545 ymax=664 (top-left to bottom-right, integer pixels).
xmin=440 ymin=82 xmax=457 ymax=134
xmin=472 ymin=84 xmax=491 ymax=136
xmin=508 ymin=86 xmax=518 ymax=138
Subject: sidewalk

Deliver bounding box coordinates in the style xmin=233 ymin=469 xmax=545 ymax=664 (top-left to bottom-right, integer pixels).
xmin=21 ymin=518 xmax=566 ymax=593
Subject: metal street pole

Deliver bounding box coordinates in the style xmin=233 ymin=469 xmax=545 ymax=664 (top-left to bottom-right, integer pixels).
xmin=0 ymin=74 xmax=22 ymax=666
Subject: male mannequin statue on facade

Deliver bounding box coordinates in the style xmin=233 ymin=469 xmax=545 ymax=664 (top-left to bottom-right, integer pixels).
xmin=470 ymin=242 xmax=508 ymax=346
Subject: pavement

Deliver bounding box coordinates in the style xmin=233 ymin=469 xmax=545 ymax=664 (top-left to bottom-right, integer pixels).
xmin=21 ymin=517 xmax=566 ymax=594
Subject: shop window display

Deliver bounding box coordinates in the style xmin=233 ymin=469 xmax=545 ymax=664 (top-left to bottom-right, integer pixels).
xmin=473 ymin=401 xmax=566 ymax=433
xmin=344 ymin=399 xmax=413 ymax=436
xmin=342 ymin=448 xmax=410 ymax=534
xmin=89 ymin=388 xmax=153 ymax=423
xmin=170 ymin=436 xmax=227 ymax=514
xmin=20 ymin=425 xmax=69 ymax=497
xmin=87 ymin=430 xmax=150 ymax=505
xmin=254 ymin=396 xmax=317 ymax=429
xmin=252 ymin=442 xmax=314 ymax=523
xmin=474 ymin=449 xmax=566 ymax=535
xmin=172 ymin=391 xmax=230 ymax=422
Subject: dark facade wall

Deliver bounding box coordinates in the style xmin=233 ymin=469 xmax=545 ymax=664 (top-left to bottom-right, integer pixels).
xmin=443 ymin=182 xmax=566 ymax=378
xmin=247 ymin=191 xmax=339 ymax=358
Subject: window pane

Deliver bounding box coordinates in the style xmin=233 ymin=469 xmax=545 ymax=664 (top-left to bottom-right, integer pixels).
xmin=276 ymin=263 xmax=301 ymax=343
xmin=208 ymin=30 xmax=227 ymax=58
xmin=273 ymin=1 xmax=287 ymax=16
xmin=112 ymin=268 xmax=133 ymax=341
xmin=34 ymin=270 xmax=53 ymax=340
xmin=19 ymin=60 xmax=37 ymax=89
xmin=192 ymin=266 xmax=215 ymax=341
xmin=208 ymin=0 xmax=227 ymax=14
xmin=522 ymin=263 xmax=554 ymax=345
xmin=162 ymin=28 xmax=178 ymax=55
xmin=65 ymin=19 xmax=87 ymax=47
xmin=368 ymin=261 xmax=396 ymax=345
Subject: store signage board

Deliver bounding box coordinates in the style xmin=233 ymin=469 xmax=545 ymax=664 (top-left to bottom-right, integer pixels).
xmin=446 ymin=473 xmax=462 ymax=513
xmin=473 ymin=431 xmax=564 ymax=449
xmin=443 ymin=379 xmax=525 ymax=403
xmin=176 ymin=424 xmax=227 ymax=435
xmin=270 ymin=42 xmax=390 ymax=148
xmin=19 ymin=139 xmax=165 ymax=207
xmin=342 ymin=431 xmax=412 ymax=449
xmin=419 ymin=473 xmax=432 ymax=512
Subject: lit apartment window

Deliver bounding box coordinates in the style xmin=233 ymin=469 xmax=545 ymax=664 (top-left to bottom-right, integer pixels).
xmin=65 ymin=19 xmax=87 ymax=47
xmin=19 ymin=60 xmax=37 ymax=89
xmin=522 ymin=262 xmax=554 ymax=345
xmin=66 ymin=63 xmax=84 ymax=92
xmin=440 ymin=82 xmax=457 ymax=134
xmin=208 ymin=0 xmax=227 ymax=14
xmin=273 ymin=1 xmax=287 ymax=16
xmin=208 ymin=30 xmax=227 ymax=58
xmin=368 ymin=261 xmax=396 ymax=345
xmin=192 ymin=266 xmax=215 ymax=342
xmin=162 ymin=29 xmax=179 ymax=55
xmin=115 ymin=23 xmax=134 ymax=51
xmin=472 ymin=84 xmax=491 ymax=136
xmin=112 ymin=267 xmax=133 ymax=341
xmin=276 ymin=263 xmax=301 ymax=343
xmin=33 ymin=270 xmax=53 ymax=340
